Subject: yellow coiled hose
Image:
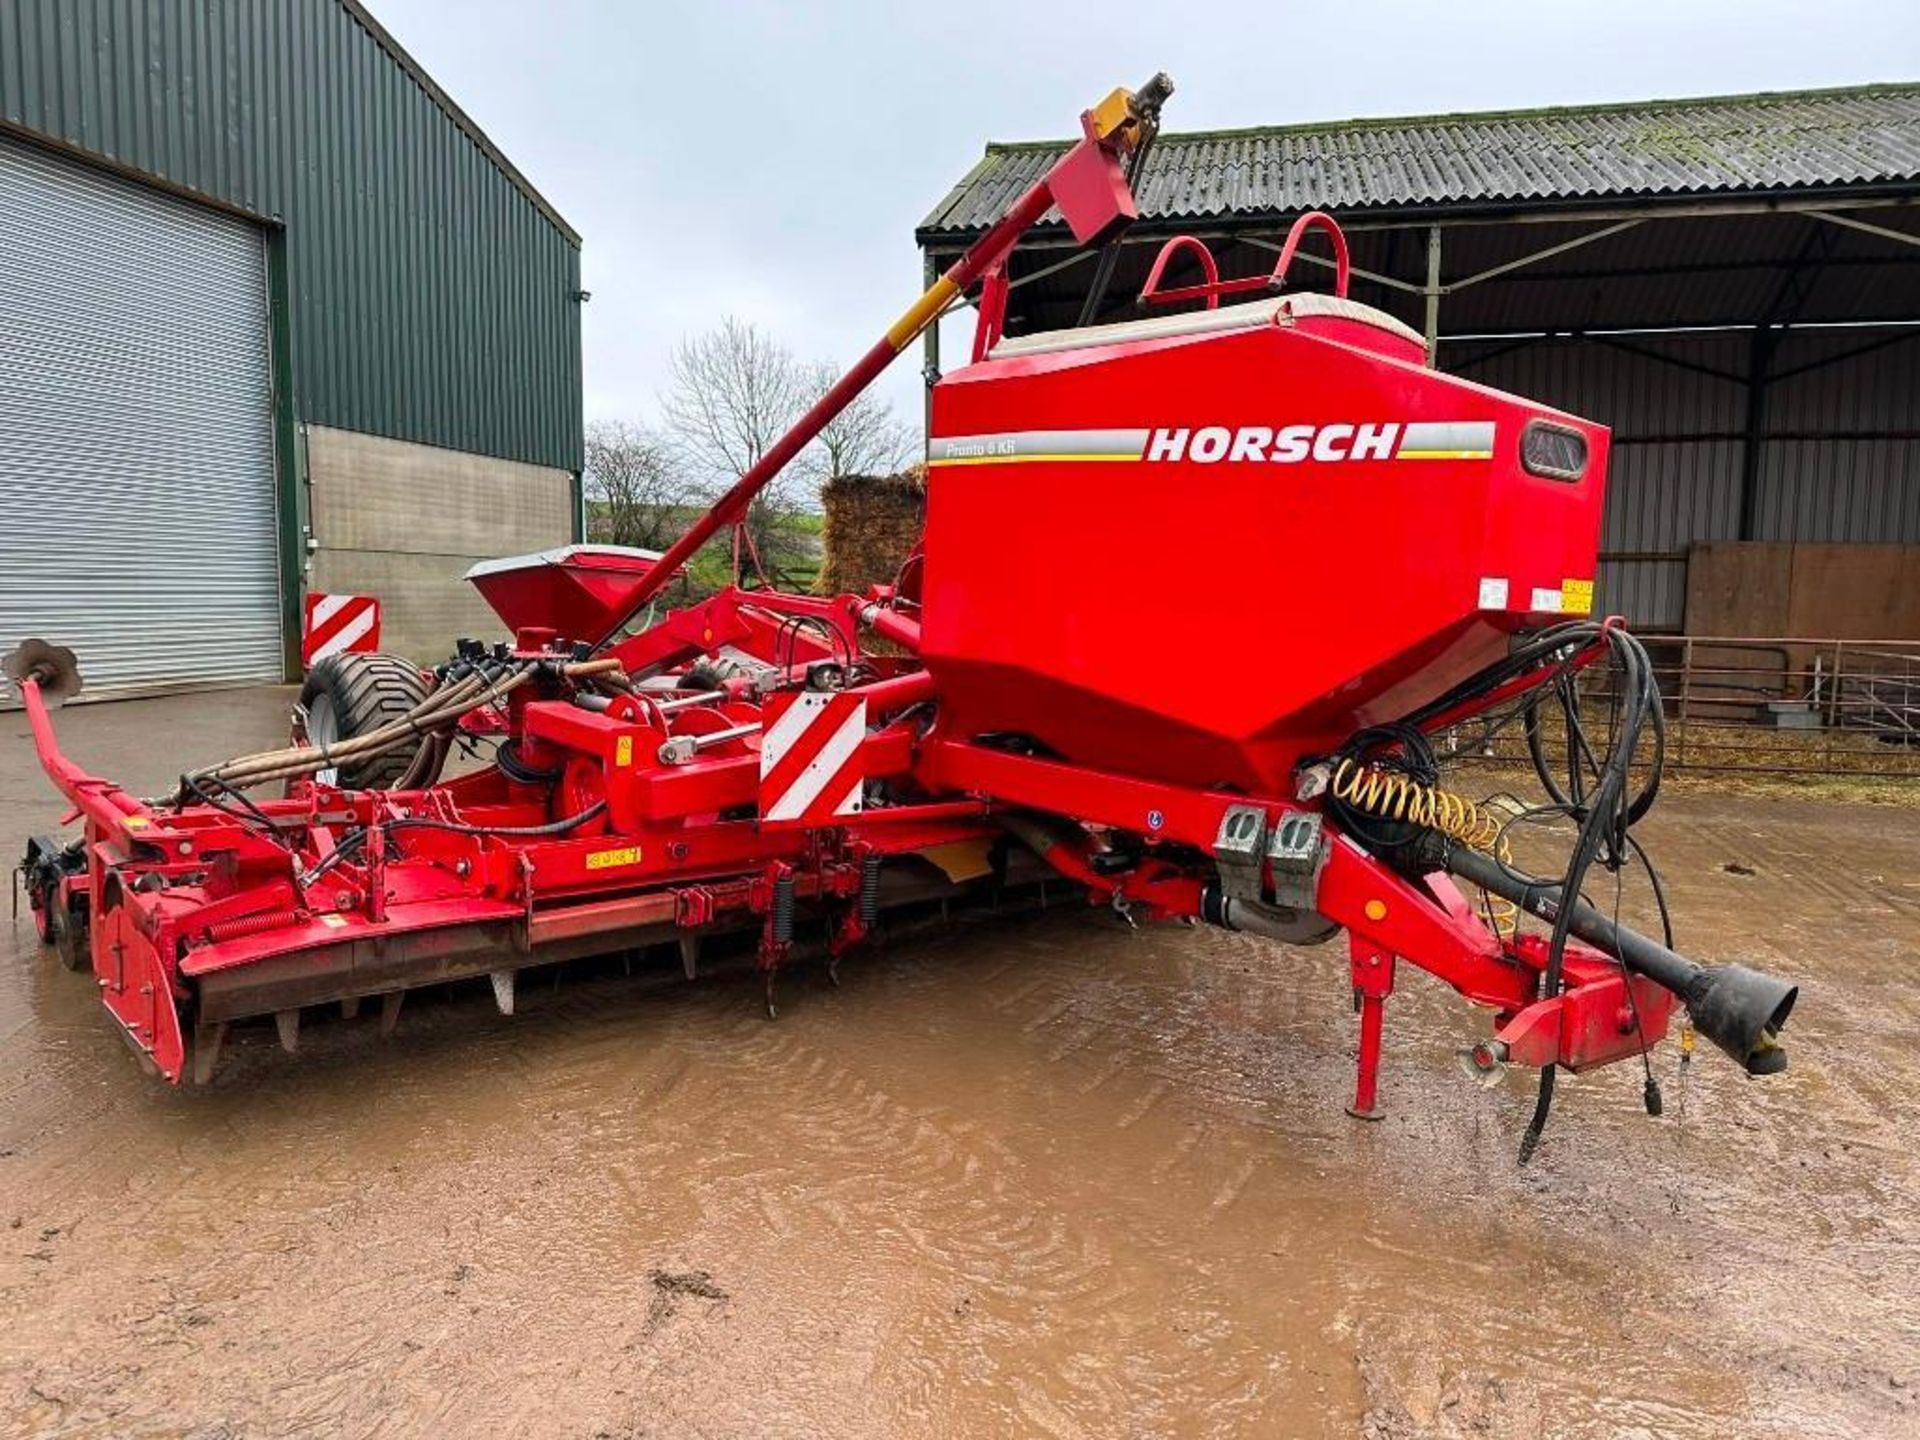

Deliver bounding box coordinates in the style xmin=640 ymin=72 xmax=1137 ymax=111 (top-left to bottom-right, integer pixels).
xmin=1329 ymin=757 xmax=1519 ymax=936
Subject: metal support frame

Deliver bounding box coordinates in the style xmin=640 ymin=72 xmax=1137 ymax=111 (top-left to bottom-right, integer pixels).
xmin=1589 ymin=334 xmax=1748 ymax=384
xmin=1441 ymin=219 xmax=1645 ymax=293
xmin=1423 ymin=226 xmax=1443 ymax=362
xmin=1806 ymin=208 xmax=1920 ymax=251
xmin=1450 ymin=319 xmax=1920 ymax=379
xmin=1738 ymin=327 xmax=1776 ymax=541
xmin=1769 ymin=324 xmax=1920 ymax=383
xmin=1738 ymin=221 xmax=1840 ymax=539
xmin=918 ymin=194 xmax=1920 ymax=355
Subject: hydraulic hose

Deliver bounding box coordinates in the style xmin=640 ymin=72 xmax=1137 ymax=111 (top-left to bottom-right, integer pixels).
xmin=187 ymin=657 xmax=627 ymax=795
xmin=197 ymin=669 xmax=519 ymax=790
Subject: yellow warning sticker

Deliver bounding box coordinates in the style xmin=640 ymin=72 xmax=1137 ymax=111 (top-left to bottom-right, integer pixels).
xmin=318 ymin=913 xmax=349 ymax=929
xmin=614 ymin=735 xmax=633 ymax=767
xmin=585 ymin=845 xmax=643 ymax=871
xmin=1561 ymin=578 xmax=1595 ymax=616
xmin=124 ymin=816 xmax=150 ymax=829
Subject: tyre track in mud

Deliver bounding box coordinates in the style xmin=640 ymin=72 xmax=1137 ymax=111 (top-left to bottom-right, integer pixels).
xmin=590 ymin=922 xmax=1317 ymax=1436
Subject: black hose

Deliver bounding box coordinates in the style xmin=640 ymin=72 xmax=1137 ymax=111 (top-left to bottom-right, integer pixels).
xmin=1333 ymin=621 xmax=1668 ymax=1162
xmin=496 ymin=739 xmax=564 ymax=786
xmin=303 ymin=801 xmax=610 ymax=888
xmin=1519 ymin=626 xmax=1658 ymax=1161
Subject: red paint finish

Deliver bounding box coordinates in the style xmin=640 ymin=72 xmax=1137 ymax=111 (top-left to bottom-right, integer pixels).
xmin=922 ymin=307 xmax=1607 ymax=793
xmin=469 ymin=546 xmax=666 ymax=640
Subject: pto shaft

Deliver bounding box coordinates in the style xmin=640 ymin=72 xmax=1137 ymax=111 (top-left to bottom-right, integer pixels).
xmin=1438 ymin=844 xmax=1796 ymax=1076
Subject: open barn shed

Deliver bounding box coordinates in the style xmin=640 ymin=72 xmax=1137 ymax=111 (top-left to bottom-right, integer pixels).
xmin=917 ymin=84 xmax=1920 ymax=641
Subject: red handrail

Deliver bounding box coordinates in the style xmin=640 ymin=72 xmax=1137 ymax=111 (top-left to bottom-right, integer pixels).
xmin=1269 ymin=210 xmax=1350 ymax=298
xmin=1138 ymin=234 xmax=1226 ymax=309
xmin=1137 ymin=210 xmax=1352 ymax=310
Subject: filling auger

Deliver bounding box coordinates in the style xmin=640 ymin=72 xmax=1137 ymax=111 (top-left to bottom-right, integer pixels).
xmin=11 ymin=76 xmax=1795 ymax=1158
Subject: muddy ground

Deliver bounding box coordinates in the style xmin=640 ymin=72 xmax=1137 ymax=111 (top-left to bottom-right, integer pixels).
xmin=1 ymin=688 xmax=1916 ymax=1438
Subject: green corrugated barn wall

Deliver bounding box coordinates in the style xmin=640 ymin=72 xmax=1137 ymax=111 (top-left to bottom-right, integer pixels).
xmin=0 ymin=0 xmax=584 ymax=672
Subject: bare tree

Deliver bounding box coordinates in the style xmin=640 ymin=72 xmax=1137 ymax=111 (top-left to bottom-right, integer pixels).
xmin=658 ymin=315 xmax=923 ymax=590
xmin=660 ymin=317 xmax=819 ymax=583
xmin=582 ymin=419 xmax=689 ymax=550
xmin=661 ymin=317 xmax=808 ymax=492
xmin=805 ymin=360 xmax=919 ymax=480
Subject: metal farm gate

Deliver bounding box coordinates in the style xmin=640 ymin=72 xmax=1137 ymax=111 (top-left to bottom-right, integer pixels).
xmin=0 ymin=136 xmax=281 ymax=698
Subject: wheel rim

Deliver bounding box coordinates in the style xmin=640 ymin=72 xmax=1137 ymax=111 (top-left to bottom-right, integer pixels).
xmin=307 ymin=691 xmax=341 ymax=786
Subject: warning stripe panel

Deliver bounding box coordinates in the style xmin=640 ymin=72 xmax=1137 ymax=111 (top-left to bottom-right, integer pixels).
xmin=302 ymin=593 xmax=382 ymax=666
xmin=758 ymin=691 xmax=867 ymax=826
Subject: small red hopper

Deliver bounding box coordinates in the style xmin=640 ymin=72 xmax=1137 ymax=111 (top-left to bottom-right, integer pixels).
xmin=12 ymin=76 xmax=1793 ymax=1165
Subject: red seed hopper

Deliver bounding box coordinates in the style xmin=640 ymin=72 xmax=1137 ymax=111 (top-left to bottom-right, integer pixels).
xmin=466 ymin=544 xmax=670 ymax=639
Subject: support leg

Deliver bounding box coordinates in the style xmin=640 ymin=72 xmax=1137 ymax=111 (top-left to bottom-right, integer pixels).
xmin=1347 ymin=939 xmax=1396 ymax=1121
xmin=190 ymin=1021 xmax=227 ymax=1086
xmin=679 ymin=933 xmax=700 ymax=981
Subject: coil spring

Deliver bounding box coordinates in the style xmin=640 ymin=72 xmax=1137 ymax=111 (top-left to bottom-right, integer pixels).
xmin=202 ymin=909 xmax=298 ymax=945
xmin=772 ymin=872 xmax=796 ymax=945
xmin=859 ymin=855 xmax=881 ymax=930
xmin=1329 ymin=757 xmax=1518 ymax=937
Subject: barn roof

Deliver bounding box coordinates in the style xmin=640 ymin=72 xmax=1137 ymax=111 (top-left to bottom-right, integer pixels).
xmin=918 ymin=82 xmax=1920 ymax=240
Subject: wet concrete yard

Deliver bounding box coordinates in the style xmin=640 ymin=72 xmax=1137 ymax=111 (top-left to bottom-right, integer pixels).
xmin=2 ymin=689 xmax=1917 ymax=1437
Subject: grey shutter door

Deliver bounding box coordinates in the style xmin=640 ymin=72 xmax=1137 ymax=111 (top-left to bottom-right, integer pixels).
xmin=0 ymin=137 xmax=282 ymax=700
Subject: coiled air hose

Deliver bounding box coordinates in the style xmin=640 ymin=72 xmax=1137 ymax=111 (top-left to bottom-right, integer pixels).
xmin=1328 ymin=756 xmax=1517 ymax=935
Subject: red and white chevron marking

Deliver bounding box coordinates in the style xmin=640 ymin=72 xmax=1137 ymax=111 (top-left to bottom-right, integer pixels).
xmin=301 ymin=593 xmax=382 ymax=667
xmin=757 ymin=691 xmax=867 ymax=826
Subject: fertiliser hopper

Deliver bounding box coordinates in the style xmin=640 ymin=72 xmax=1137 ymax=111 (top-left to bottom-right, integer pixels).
xmin=12 ymin=76 xmax=1796 ymax=1157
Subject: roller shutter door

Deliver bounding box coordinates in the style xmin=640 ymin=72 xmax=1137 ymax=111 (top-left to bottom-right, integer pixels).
xmin=0 ymin=137 xmax=282 ymax=699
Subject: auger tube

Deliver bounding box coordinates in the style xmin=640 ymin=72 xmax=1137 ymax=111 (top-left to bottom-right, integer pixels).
xmin=589 ymin=74 xmax=1174 ymax=649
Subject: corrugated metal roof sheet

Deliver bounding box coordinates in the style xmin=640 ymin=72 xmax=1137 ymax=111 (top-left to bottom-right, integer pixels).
xmin=920 ymin=83 xmax=1920 ymax=236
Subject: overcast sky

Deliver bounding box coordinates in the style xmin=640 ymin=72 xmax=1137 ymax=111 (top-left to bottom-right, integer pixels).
xmin=373 ymin=0 xmax=1917 ymax=434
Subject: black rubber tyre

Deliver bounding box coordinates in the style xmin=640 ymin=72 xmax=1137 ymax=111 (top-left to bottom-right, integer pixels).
xmin=298 ymin=652 xmax=434 ymax=790
xmin=50 ymin=896 xmax=89 ymax=973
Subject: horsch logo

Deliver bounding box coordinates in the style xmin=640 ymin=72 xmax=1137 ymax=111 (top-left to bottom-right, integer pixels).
xmin=1146 ymin=424 xmax=1401 ymax=464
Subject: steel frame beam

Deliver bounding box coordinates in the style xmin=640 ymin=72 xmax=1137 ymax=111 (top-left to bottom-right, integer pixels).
xmin=920 ymin=194 xmax=1920 ymax=262
xmin=1806 ymin=208 xmax=1920 ymax=250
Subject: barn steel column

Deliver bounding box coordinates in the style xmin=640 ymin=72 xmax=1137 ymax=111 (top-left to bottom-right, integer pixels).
xmin=1739 ymin=223 xmax=1840 ymax=539
xmin=922 ymin=248 xmax=941 ymax=438
xmin=1737 ymin=327 xmax=1777 ymax=541
xmin=267 ymin=228 xmax=307 ymax=681
xmin=1423 ymin=226 xmax=1443 ymax=361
